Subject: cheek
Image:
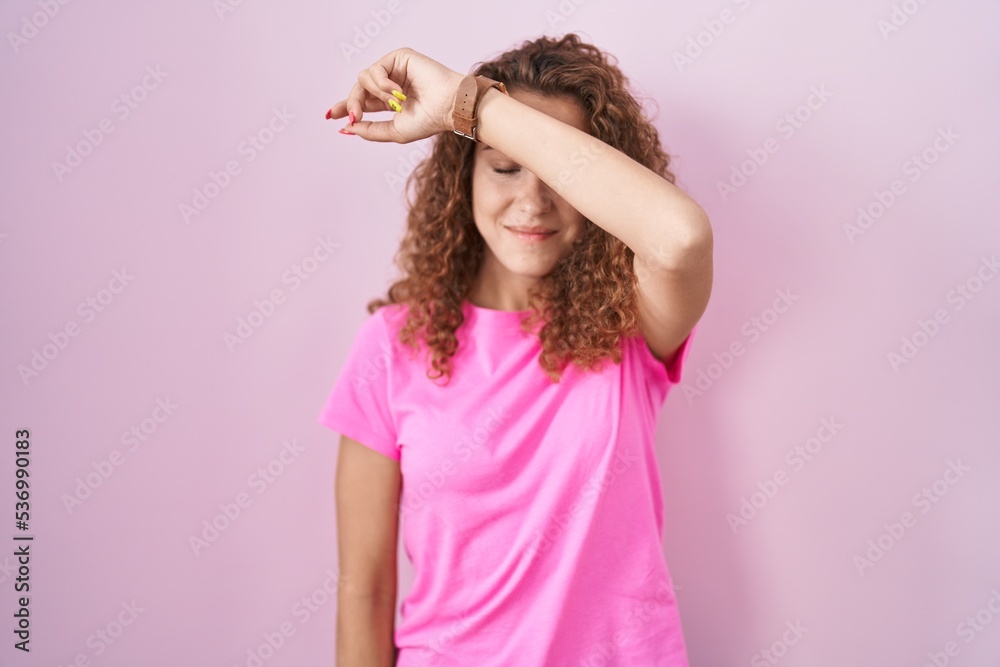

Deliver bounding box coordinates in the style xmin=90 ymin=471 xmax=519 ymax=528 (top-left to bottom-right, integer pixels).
xmin=472 ymin=185 xmax=513 ymax=227
xmin=562 ymin=211 xmax=586 ymax=237
xmin=471 ymin=184 xmax=501 ymax=241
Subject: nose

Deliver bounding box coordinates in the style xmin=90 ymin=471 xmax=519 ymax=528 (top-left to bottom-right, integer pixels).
xmin=516 ymin=171 xmax=554 ymax=215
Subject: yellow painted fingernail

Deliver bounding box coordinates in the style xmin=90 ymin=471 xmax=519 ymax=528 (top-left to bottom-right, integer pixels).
xmin=388 ymin=98 xmax=402 ymax=112
xmin=391 ymin=89 xmax=407 ymax=101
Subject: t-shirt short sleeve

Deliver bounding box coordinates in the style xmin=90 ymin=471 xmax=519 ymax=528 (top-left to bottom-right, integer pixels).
xmin=636 ymin=324 xmax=697 ymax=399
xmin=316 ymin=309 xmax=400 ymax=461
xmin=662 ymin=324 xmax=696 ymax=385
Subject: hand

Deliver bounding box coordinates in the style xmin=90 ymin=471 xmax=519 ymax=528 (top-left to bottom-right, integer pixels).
xmin=326 ymin=47 xmax=465 ymax=143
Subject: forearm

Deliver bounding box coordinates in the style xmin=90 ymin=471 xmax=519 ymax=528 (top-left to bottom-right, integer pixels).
xmin=472 ymin=87 xmax=711 ymax=269
xmin=337 ymin=592 xmax=397 ymax=667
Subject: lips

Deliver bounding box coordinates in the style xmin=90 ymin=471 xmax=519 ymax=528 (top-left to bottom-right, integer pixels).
xmin=506 ymin=226 xmax=556 ymax=234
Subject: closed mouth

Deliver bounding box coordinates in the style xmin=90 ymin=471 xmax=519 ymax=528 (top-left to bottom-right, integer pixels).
xmin=506 ymin=226 xmax=557 ymax=235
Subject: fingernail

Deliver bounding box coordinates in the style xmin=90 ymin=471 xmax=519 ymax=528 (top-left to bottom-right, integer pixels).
xmin=348 ymin=110 xmax=356 ymax=126
xmin=338 ymin=126 xmax=355 ymax=135
xmin=387 ymin=98 xmax=402 ymax=113
xmin=325 ymin=108 xmax=333 ymax=120
xmin=391 ymin=90 xmax=407 ymax=101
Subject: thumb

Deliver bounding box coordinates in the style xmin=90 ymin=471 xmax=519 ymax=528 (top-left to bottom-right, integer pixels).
xmin=348 ymin=118 xmax=405 ymax=143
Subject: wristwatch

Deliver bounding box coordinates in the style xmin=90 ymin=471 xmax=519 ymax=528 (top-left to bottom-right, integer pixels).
xmin=452 ymin=74 xmax=508 ymax=142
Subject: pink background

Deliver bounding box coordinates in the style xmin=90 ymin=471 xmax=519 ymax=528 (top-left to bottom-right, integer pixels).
xmin=2 ymin=1 xmax=999 ymax=665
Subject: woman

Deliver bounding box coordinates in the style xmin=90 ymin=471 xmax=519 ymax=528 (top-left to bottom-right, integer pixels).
xmin=318 ymin=33 xmax=712 ymax=667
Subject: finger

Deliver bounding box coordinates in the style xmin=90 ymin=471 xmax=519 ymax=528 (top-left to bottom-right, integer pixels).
xmin=326 ymin=80 xmax=397 ymax=123
xmin=357 ymin=69 xmax=406 ymax=115
xmin=367 ymin=61 xmax=407 ymax=109
xmin=325 ymin=95 xmax=398 ymax=122
xmin=369 ymin=48 xmax=411 ymax=97
xmin=346 ymin=118 xmax=403 ymax=144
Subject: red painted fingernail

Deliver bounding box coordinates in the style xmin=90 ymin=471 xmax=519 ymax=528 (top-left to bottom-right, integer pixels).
xmin=349 ymin=110 xmax=356 ymax=126
xmin=338 ymin=127 xmax=355 ymax=135
xmin=325 ymin=108 xmax=333 ymax=120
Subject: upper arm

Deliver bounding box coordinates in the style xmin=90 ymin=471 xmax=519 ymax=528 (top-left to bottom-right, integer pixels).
xmin=633 ymin=223 xmax=713 ymax=363
xmin=335 ymin=434 xmax=401 ymax=601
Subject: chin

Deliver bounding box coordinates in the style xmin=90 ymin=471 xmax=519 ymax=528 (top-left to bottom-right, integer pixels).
xmin=504 ymin=258 xmax=559 ymax=278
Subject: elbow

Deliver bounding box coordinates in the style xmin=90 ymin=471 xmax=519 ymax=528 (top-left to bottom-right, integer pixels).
xmin=638 ymin=209 xmax=713 ymax=274
xmin=682 ymin=209 xmax=713 ymax=258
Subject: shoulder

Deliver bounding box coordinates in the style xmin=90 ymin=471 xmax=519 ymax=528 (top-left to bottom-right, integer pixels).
xmin=370 ymin=302 xmax=413 ymax=347
xmin=356 ymin=302 xmax=407 ymax=333
xmin=341 ymin=305 xmax=398 ymax=361
xmin=352 ymin=302 xmax=419 ymax=363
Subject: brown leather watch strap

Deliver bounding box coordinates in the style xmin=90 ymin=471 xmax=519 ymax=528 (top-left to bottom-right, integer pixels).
xmin=452 ymin=74 xmax=508 ymax=142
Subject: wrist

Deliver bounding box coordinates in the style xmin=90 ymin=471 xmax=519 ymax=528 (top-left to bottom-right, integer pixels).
xmin=473 ymin=86 xmax=505 ymax=145
xmin=449 ymin=74 xmax=509 ymax=142
xmin=444 ymin=72 xmax=466 ymax=134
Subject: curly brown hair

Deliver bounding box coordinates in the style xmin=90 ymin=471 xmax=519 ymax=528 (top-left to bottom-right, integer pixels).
xmin=366 ymin=32 xmax=679 ymax=384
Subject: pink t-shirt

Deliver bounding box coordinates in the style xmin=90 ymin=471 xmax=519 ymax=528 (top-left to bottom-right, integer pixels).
xmin=317 ymin=300 xmax=696 ymax=666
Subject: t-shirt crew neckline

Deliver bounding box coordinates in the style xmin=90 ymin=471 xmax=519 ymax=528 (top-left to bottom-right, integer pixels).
xmin=461 ymin=299 xmax=534 ymax=330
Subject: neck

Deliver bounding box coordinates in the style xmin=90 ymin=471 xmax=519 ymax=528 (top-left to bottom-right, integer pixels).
xmin=467 ymin=266 xmax=539 ymax=312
